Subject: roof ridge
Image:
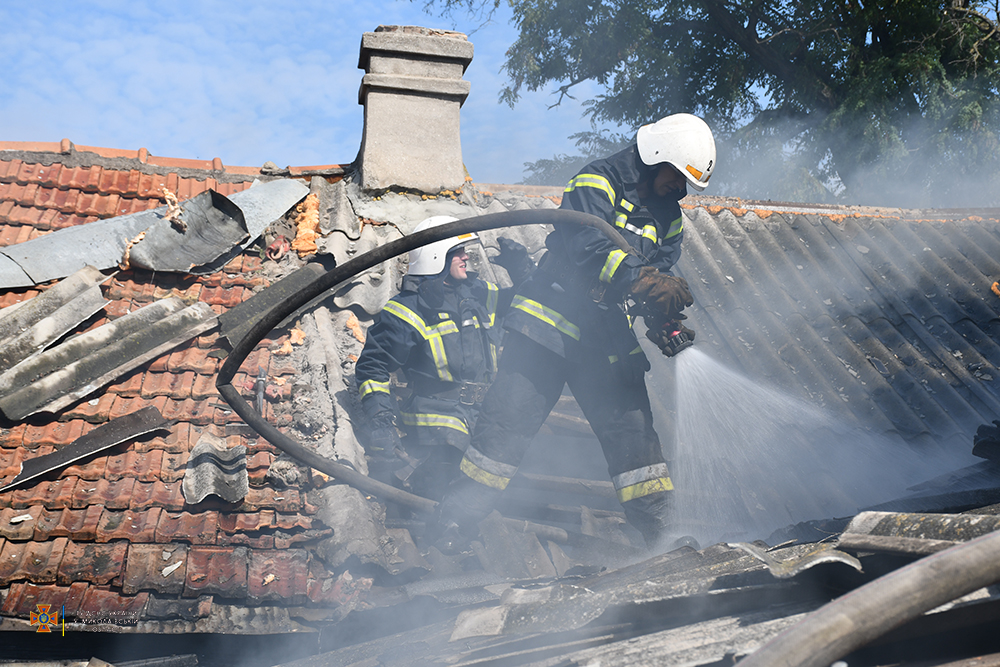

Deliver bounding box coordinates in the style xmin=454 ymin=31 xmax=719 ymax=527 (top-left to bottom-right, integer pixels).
xmin=0 ymin=139 xmax=348 ymax=183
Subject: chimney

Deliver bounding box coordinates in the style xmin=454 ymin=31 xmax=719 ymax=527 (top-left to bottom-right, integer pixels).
xmin=357 ymin=25 xmax=474 ymax=193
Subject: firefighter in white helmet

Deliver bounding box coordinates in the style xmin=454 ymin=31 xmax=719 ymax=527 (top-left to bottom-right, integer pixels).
xmin=430 ymin=114 xmax=716 ymax=548
xmin=355 ymin=216 xmax=533 ymax=499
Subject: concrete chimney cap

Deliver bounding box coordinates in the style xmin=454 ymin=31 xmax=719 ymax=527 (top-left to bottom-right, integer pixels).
xmin=358 ymin=25 xmax=474 ymax=72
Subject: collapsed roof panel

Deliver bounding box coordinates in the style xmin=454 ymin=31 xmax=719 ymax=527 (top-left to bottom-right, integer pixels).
xmin=0 ymin=180 xmax=308 ymax=287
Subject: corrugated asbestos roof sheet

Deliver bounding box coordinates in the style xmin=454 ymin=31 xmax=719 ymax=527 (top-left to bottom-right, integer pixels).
xmin=673 ymin=201 xmax=1000 ymax=448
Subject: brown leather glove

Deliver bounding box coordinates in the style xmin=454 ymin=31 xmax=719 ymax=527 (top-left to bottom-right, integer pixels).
xmin=630 ymin=267 xmax=693 ymax=319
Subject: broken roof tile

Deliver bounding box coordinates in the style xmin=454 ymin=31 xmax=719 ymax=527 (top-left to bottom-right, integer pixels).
xmin=246 ymin=451 xmax=274 ymax=485
xmin=305 ymin=570 xmax=372 ymax=606
xmin=71 ymin=477 xmax=135 ymax=510
xmin=122 ymin=543 xmax=189 ymax=594
xmin=57 ymin=540 xmax=127 ymax=585
xmin=183 ymin=545 xmax=249 ymax=598
xmin=247 ymin=548 xmax=310 ymax=602
xmin=145 ymin=593 xmax=213 ymax=621
xmin=0 ymin=536 xmax=68 ymax=583
xmin=237 ymin=487 xmax=301 ymax=513
xmin=77 ymin=587 xmax=148 ymax=624
xmin=95 ymin=507 xmax=162 ymax=543
xmin=215 ymin=532 xmax=275 ymax=549
xmin=33 ymin=506 xmax=103 ymax=541
xmin=154 ymin=511 xmax=219 ymax=545
xmin=130 ymin=480 xmax=186 ymax=512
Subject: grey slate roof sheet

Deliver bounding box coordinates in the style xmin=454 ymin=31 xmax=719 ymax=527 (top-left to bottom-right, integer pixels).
xmin=674 ymin=203 xmax=1000 ymax=448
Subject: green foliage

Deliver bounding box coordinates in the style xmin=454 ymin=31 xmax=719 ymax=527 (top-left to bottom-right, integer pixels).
xmin=434 ymin=0 xmax=1000 ymax=206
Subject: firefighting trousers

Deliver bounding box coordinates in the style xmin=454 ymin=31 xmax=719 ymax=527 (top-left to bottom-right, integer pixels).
xmin=438 ymin=331 xmax=673 ymax=545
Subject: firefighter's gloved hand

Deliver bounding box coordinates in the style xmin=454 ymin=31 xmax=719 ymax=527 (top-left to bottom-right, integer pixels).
xmin=368 ymin=410 xmax=401 ymax=460
xmin=630 ymin=267 xmax=693 ymax=319
xmin=493 ymin=237 xmax=535 ymax=285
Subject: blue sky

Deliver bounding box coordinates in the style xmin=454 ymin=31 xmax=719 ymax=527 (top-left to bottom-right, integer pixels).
xmin=2 ymin=1 xmax=618 ymax=185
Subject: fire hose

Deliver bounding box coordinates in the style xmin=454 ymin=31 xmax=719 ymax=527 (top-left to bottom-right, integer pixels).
xmin=216 ymin=209 xmax=635 ymax=513
xmin=737 ymin=527 xmax=1000 ymax=667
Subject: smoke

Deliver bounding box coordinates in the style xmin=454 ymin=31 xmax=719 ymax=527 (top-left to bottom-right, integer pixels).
xmin=711 ymin=112 xmax=1000 ymax=209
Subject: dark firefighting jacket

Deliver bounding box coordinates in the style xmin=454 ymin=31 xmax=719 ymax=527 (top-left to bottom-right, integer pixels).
xmin=356 ymin=273 xmax=501 ymax=449
xmin=502 ymin=144 xmax=686 ymax=374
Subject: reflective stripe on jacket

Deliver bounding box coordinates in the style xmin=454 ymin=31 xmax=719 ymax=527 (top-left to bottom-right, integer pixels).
xmin=503 ymin=144 xmax=685 ymax=362
xmin=355 ymin=276 xmax=500 ymax=443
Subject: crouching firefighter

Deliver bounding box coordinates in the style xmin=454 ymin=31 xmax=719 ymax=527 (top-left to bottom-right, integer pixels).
xmin=428 ymin=114 xmax=717 ymax=548
xmin=355 ymin=216 xmax=534 ymax=500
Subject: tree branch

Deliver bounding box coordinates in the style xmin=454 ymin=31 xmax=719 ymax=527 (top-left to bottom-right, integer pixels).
xmin=699 ymin=0 xmax=839 ymax=111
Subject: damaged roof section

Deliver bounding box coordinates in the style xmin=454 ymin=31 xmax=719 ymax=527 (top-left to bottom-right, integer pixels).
xmin=0 ymin=177 xmax=307 ymax=287
xmin=0 ymin=270 xmax=218 ymax=420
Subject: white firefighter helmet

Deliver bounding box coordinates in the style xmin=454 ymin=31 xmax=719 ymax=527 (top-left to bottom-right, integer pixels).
xmin=407 ymin=216 xmax=479 ymax=276
xmin=636 ymin=113 xmax=717 ymax=191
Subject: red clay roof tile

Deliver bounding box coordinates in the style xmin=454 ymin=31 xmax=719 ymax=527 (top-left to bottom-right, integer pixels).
xmin=218 ymin=510 xmax=276 ymax=534
xmin=154 ymin=511 xmax=219 ymax=545
xmin=0 ymin=536 xmax=68 ymax=584
xmin=106 ymin=371 xmax=146 ymax=397
xmin=60 ymin=393 xmax=117 ymax=424
xmin=191 ymin=373 xmax=220 ymax=401
xmin=160 ymin=398 xmax=219 ymax=425
xmin=0 ymin=506 xmax=43 ymax=540
xmin=105 ymin=449 xmax=163 ymax=482
xmin=247 ymin=549 xmax=309 ymax=602
xmin=33 ymin=506 xmax=103 ymax=541
xmin=140 ymin=370 xmax=196 ymax=400
xmin=1 ymin=581 xmax=90 ymax=618
xmin=122 ymin=543 xmax=189 ymax=594
xmin=184 ymin=545 xmax=248 ymax=598
xmin=135 ymin=422 xmax=196 ymax=454
xmin=246 ymin=451 xmax=274 ymax=485
xmin=96 ymin=507 xmax=162 ymax=543
xmin=129 ymin=481 xmax=185 ymax=512
xmin=10 ymin=475 xmax=75 ymax=510
xmin=163 ymin=346 xmax=219 ymax=375
xmin=108 ymin=396 xmax=170 ymax=422
xmin=0 ymin=446 xmax=26 ymax=479
xmin=22 ymin=420 xmax=93 ymax=449
xmin=57 ymin=541 xmax=127 ymax=585
xmin=159 ymin=451 xmax=189 ymax=483
xmin=60 ymin=451 xmax=108 ymax=480
xmin=71 ymin=477 xmax=134 ymax=510
xmin=0 ymin=424 xmax=28 ymax=449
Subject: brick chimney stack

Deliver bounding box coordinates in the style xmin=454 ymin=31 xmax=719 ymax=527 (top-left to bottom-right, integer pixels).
xmin=357 ymin=26 xmax=474 ymax=193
